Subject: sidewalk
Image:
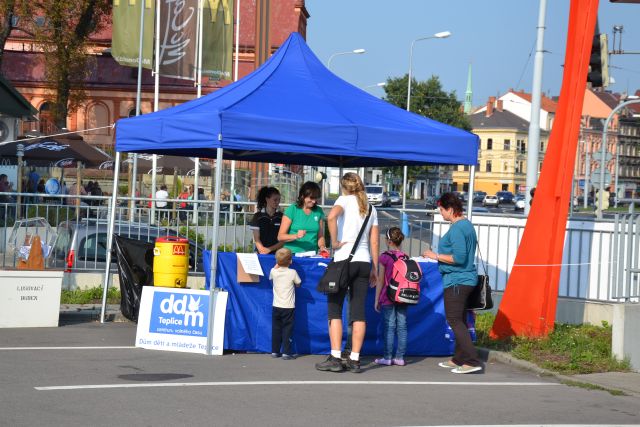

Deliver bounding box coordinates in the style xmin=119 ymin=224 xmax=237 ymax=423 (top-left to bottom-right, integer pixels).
xmin=481 ymin=347 xmax=640 ymax=396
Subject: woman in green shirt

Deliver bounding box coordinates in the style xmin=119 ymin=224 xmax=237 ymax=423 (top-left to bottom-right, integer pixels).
xmin=423 ymin=192 xmax=482 ymax=374
xmin=278 ymin=181 xmax=327 ymax=254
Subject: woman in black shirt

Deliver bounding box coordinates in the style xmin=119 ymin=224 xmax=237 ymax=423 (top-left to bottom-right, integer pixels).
xmin=250 ymin=186 xmax=285 ymax=254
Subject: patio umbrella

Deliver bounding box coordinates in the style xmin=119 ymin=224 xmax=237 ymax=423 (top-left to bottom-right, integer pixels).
xmin=0 ymin=134 xmax=112 ymax=168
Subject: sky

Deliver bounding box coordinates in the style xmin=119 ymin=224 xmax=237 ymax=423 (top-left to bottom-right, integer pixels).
xmin=305 ymin=0 xmax=640 ymax=107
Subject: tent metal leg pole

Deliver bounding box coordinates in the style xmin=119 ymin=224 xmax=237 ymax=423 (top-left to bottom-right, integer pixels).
xmin=131 ymin=155 xmax=138 ymax=223
xmin=229 ymin=160 xmax=235 ymax=224
xmin=193 ymin=160 xmax=200 ymax=225
xmin=402 ymin=165 xmax=408 ymax=210
xmin=467 ymin=165 xmax=476 ymax=222
xmin=206 ymin=147 xmax=224 ymax=356
xmin=151 ymin=155 xmax=157 ymax=224
xmin=101 ymin=151 xmax=121 ymax=323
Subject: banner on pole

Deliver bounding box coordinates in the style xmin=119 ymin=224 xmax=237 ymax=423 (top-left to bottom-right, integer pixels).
xmin=112 ymin=0 xmax=155 ymax=69
xmin=157 ymin=0 xmax=234 ymax=80
xmin=202 ymin=0 xmax=234 ymax=80
xmin=158 ymin=0 xmax=199 ymax=79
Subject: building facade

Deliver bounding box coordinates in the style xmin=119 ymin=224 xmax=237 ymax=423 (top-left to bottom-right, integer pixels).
xmin=575 ymin=89 xmax=640 ymax=200
xmin=452 ymin=97 xmax=548 ymax=195
xmin=1 ymin=0 xmax=310 ymax=201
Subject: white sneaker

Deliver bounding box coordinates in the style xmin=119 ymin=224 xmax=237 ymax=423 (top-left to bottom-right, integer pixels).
xmin=451 ymin=365 xmax=483 ymax=374
xmin=438 ymin=360 xmax=459 ymax=369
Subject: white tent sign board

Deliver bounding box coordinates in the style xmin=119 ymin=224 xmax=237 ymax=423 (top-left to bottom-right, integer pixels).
xmin=136 ymin=287 xmax=228 ymax=355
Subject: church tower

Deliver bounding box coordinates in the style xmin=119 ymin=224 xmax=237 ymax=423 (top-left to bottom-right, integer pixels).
xmin=464 ymin=63 xmax=473 ymax=114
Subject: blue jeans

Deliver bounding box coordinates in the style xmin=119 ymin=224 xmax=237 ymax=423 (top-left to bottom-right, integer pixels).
xmin=382 ymin=304 xmax=408 ymax=360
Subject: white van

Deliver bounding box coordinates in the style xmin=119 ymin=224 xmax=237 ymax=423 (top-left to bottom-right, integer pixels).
xmin=365 ymin=185 xmax=385 ymax=206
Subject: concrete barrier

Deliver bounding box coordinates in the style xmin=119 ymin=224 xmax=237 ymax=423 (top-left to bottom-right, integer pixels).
xmin=613 ymin=303 xmax=640 ymax=372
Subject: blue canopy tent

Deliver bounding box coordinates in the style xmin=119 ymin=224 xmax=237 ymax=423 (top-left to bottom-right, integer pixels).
xmin=115 ymin=32 xmax=478 ymax=167
xmin=104 ymin=32 xmax=480 ymax=354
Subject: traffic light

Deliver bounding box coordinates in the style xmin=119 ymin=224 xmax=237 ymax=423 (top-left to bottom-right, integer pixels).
xmin=587 ymin=33 xmax=609 ymax=88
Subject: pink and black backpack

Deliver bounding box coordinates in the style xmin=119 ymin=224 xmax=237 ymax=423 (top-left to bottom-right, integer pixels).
xmin=385 ymin=251 xmax=423 ymax=304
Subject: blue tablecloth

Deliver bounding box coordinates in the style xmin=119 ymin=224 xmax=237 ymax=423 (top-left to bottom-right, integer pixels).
xmin=204 ymin=252 xmax=455 ymax=356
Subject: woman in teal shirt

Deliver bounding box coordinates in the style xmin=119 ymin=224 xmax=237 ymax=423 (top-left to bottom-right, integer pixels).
xmin=423 ymin=192 xmax=482 ymax=374
xmin=278 ymin=181 xmax=326 ymax=254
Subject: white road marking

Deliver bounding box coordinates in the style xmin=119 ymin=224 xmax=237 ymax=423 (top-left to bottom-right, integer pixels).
xmin=0 ymin=346 xmax=135 ymax=351
xmin=401 ymin=425 xmax=640 ymax=427
xmin=35 ymin=380 xmax=560 ymax=391
xmin=379 ymin=210 xmax=397 ymax=219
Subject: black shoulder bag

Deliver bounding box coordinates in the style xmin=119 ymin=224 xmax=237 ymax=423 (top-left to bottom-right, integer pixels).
xmin=316 ymin=205 xmax=372 ymax=294
xmin=467 ymin=242 xmax=494 ymax=310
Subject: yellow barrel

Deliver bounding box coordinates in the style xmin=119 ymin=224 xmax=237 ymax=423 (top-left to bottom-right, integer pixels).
xmin=153 ymin=236 xmax=189 ymax=288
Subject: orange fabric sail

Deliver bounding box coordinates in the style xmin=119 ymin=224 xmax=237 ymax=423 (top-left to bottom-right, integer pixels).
xmin=491 ymin=0 xmax=599 ymax=339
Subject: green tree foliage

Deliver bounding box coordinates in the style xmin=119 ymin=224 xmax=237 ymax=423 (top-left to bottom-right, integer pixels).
xmin=382 ymin=74 xmax=471 ymax=181
xmin=25 ymin=0 xmax=110 ymax=128
xmin=0 ymin=0 xmax=31 ymax=69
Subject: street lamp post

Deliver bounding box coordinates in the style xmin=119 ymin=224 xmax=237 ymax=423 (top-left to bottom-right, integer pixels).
xmin=607 ymin=98 xmax=640 ymax=210
xmin=403 ymin=31 xmax=451 ymax=210
xmin=324 ymin=48 xmax=366 ymax=205
xmin=363 ymin=82 xmax=386 ymax=90
xmin=597 ymin=98 xmax=640 ymax=216
xmin=327 ymin=48 xmax=366 ymax=70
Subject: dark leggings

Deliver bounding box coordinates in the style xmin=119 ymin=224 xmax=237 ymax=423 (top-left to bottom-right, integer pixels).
xmin=444 ymin=285 xmax=481 ymax=367
xmin=327 ymin=261 xmax=371 ymax=322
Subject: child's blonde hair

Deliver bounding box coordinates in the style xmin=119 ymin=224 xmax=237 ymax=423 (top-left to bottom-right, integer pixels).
xmin=275 ymin=247 xmax=292 ymax=267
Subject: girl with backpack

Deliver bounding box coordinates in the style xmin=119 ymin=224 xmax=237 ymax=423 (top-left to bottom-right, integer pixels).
xmin=374 ymin=226 xmax=408 ymax=366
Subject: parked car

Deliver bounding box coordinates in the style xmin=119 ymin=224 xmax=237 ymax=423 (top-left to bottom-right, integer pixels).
xmin=472 ymin=191 xmax=487 ymax=203
xmin=452 ymin=191 xmax=468 ymax=202
xmin=424 ymin=196 xmax=437 ymax=209
xmin=387 ymin=191 xmax=402 ymax=205
xmin=482 ymin=195 xmax=500 ymax=207
xmin=514 ymin=194 xmax=526 ymax=211
xmin=496 ymin=191 xmax=515 ymax=204
xmin=365 ymin=185 xmax=385 ymax=206
xmin=48 ymin=219 xmax=205 ymax=273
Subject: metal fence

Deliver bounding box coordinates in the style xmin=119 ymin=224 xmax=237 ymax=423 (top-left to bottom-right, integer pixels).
xmin=611 ymin=213 xmax=640 ymax=301
xmin=432 ymin=213 xmax=638 ymax=302
xmin=1 ymin=192 xmax=638 ymax=302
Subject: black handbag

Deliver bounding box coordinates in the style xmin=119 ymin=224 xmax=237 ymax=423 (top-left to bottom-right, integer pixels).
xmin=316 ymin=205 xmax=372 ymax=294
xmin=467 ymin=243 xmax=494 ymax=310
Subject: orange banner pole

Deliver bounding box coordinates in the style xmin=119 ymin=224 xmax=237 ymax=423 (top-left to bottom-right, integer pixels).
xmin=490 ymin=0 xmax=599 ymax=339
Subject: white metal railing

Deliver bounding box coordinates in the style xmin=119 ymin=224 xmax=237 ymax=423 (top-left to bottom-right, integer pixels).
xmin=432 ymin=213 xmax=638 ymax=302
xmin=1 ymin=192 xmax=638 ymax=302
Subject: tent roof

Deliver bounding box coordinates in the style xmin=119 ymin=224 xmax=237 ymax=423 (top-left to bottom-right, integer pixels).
xmin=116 ymin=33 xmax=479 ymax=167
xmin=0 ymin=75 xmax=37 ymax=119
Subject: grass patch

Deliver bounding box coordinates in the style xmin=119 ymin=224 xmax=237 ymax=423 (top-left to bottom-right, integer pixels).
xmin=560 ymin=379 xmax=627 ymax=396
xmin=61 ymin=287 xmax=121 ymax=305
xmin=475 ymin=313 xmax=631 ymax=375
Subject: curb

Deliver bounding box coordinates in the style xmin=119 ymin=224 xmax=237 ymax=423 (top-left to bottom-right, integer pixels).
xmin=479 ymin=347 xmax=632 ymax=396
xmin=59 ymin=304 xmax=133 ymax=323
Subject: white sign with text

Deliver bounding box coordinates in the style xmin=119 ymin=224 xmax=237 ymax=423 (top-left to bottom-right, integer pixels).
xmin=136 ymin=287 xmax=228 ymax=355
xmin=0 ymin=270 xmax=63 ymax=328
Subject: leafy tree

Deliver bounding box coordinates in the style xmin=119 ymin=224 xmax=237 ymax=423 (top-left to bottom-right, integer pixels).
xmin=26 ymin=0 xmax=110 ymax=128
xmin=0 ymin=0 xmax=31 ymax=69
xmin=382 ymin=74 xmax=471 ymax=182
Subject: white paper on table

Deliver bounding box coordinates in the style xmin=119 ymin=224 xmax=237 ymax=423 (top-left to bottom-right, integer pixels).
xmin=294 ymin=250 xmax=317 ymax=257
xmin=236 ymin=253 xmax=264 ymax=276
xmin=412 ymin=256 xmax=438 ymax=264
